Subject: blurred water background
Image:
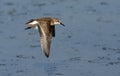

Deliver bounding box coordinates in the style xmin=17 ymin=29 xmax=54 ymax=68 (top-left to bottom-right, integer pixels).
xmin=0 ymin=0 xmax=120 ymax=76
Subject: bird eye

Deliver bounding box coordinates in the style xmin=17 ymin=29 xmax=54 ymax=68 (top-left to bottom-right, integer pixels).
xmin=56 ymin=20 xmax=59 ymax=22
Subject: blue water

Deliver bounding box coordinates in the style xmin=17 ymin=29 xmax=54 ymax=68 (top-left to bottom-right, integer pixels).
xmin=0 ymin=0 xmax=120 ymax=76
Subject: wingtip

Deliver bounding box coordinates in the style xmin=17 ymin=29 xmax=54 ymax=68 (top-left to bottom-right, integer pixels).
xmin=25 ymin=27 xmax=31 ymax=30
xmin=45 ymin=53 xmax=49 ymax=58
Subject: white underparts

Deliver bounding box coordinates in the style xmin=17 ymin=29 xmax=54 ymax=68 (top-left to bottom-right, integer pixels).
xmin=29 ymin=20 xmax=39 ymax=25
xmin=35 ymin=26 xmax=38 ymax=30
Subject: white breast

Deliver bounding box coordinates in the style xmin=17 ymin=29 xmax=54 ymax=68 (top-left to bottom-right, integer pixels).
xmin=29 ymin=20 xmax=39 ymax=25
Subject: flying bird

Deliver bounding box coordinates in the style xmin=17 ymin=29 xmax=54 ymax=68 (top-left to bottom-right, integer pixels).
xmin=25 ymin=17 xmax=65 ymax=58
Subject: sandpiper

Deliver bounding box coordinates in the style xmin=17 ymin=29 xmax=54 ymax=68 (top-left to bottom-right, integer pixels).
xmin=25 ymin=17 xmax=65 ymax=58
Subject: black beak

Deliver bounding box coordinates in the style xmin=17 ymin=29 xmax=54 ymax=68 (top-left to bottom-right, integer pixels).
xmin=25 ymin=27 xmax=32 ymax=30
xmin=60 ymin=22 xmax=65 ymax=26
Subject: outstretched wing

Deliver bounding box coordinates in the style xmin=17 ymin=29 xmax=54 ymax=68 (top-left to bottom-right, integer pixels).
xmin=37 ymin=21 xmax=53 ymax=58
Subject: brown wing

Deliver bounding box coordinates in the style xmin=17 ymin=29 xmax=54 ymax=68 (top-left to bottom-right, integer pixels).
xmin=37 ymin=21 xmax=53 ymax=58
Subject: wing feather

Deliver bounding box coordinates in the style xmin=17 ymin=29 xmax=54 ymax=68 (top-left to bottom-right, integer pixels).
xmin=37 ymin=21 xmax=53 ymax=58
